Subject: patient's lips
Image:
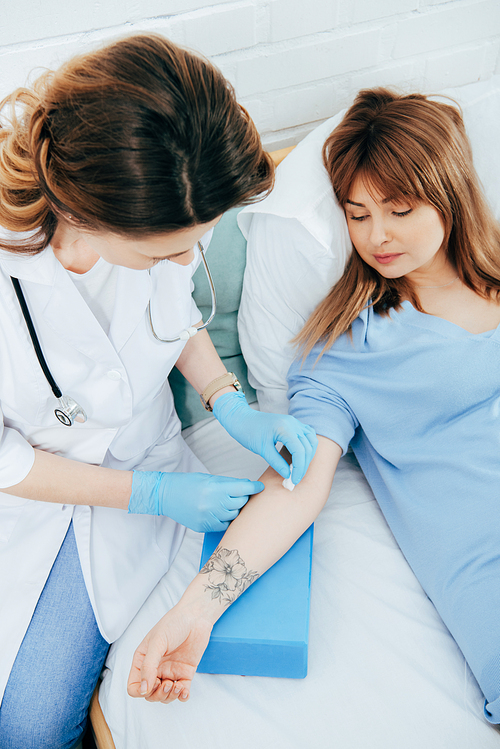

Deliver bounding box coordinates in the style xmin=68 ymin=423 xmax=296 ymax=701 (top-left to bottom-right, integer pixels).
xmin=373 ymin=253 xmax=403 ymax=264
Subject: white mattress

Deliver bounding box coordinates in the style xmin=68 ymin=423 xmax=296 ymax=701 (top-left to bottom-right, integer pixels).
xmin=99 ymin=418 xmax=500 ymax=748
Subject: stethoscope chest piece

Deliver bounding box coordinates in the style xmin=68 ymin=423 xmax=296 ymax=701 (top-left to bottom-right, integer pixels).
xmin=54 ymin=395 xmax=88 ymax=427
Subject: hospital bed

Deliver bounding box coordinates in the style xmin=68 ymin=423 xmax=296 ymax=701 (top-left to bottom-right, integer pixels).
xmin=89 ymin=79 xmax=500 ymax=749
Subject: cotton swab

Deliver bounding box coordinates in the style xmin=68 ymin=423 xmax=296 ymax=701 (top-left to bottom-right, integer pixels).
xmin=282 ymin=465 xmax=295 ymax=492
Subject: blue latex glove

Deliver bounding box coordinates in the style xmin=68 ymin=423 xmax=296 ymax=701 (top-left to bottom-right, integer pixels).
xmin=213 ymin=392 xmax=318 ymax=485
xmin=129 ymin=470 xmax=264 ymax=533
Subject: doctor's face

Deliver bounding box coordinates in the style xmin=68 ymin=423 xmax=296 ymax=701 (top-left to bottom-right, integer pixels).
xmin=77 ymin=217 xmax=221 ymax=270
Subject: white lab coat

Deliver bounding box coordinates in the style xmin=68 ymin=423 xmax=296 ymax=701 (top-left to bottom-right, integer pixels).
xmin=0 ymin=235 xmax=210 ymax=703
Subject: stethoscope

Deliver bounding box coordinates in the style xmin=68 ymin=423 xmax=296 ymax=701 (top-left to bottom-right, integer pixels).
xmin=10 ymin=276 xmax=88 ymax=426
xmin=9 ymin=240 xmax=217 ymax=426
xmin=147 ymin=241 xmax=217 ymax=341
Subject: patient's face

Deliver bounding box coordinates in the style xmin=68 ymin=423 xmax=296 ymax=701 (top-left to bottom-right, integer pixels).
xmin=344 ymin=177 xmax=447 ymax=283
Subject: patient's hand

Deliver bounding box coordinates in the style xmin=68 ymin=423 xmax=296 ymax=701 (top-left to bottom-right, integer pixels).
xmin=128 ymin=438 xmax=340 ymax=704
xmin=127 ymin=607 xmax=213 ymax=703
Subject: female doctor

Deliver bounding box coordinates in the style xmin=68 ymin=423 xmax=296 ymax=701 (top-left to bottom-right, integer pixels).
xmin=0 ymin=34 xmax=316 ymax=749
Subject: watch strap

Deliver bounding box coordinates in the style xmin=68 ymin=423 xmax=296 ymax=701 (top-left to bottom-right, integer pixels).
xmin=200 ymin=372 xmax=242 ymax=412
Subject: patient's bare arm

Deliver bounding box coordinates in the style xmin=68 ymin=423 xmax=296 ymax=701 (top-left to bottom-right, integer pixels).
xmin=200 ymin=545 xmax=260 ymax=606
xmin=127 ymin=436 xmax=341 ymax=704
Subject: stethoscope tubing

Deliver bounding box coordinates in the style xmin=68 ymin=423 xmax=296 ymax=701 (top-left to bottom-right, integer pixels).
xmin=10 ymin=239 xmax=217 ymax=425
xmin=11 ymin=276 xmax=63 ymax=400
xmin=11 ymin=275 xmax=87 ymax=426
xmin=147 ymin=240 xmax=217 ymax=342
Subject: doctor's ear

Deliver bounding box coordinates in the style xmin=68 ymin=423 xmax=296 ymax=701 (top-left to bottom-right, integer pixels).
xmin=47 ymin=202 xmax=73 ymax=224
xmin=52 ymin=208 xmax=85 ymax=228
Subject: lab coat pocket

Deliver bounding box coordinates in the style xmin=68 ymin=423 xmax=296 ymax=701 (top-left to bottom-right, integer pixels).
xmin=0 ymin=494 xmax=31 ymax=543
xmin=106 ymin=381 xmax=178 ymax=463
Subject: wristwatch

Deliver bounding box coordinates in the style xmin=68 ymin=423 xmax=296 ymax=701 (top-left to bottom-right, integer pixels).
xmin=200 ymin=372 xmax=243 ymax=412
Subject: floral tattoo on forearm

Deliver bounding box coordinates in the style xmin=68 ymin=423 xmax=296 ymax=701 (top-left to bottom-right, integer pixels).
xmin=200 ymin=546 xmax=260 ymax=606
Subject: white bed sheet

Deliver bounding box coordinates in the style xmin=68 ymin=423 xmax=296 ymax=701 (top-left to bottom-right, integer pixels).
xmin=99 ymin=418 xmax=500 ymax=748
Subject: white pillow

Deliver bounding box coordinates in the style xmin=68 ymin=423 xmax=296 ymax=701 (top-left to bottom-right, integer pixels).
xmin=237 ymin=111 xmax=349 ymax=413
xmin=440 ymin=77 xmax=500 ymax=219
xmin=238 ymin=76 xmax=500 ymax=414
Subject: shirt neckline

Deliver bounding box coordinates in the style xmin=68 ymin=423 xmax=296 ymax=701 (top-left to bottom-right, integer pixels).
xmin=391 ymin=300 xmax=500 ymax=340
xmin=66 ymin=256 xmax=106 ymax=279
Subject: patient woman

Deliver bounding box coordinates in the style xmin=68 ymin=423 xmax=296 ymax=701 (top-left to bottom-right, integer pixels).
xmin=128 ymin=88 xmax=500 ymax=724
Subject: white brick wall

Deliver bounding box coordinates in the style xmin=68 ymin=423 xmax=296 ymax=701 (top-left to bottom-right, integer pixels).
xmin=1 ymin=0 xmax=499 ymax=149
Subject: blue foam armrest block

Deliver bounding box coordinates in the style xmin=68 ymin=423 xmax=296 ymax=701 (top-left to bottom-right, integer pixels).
xmin=196 ymin=524 xmax=313 ymax=679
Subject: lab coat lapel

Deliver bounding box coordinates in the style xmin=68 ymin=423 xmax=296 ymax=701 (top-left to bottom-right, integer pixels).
xmin=108 ymin=266 xmax=151 ymax=352
xmin=38 ymin=261 xmax=116 ymax=363
xmin=2 ymin=247 xmax=151 ymax=360
xmin=0 ymin=247 xmax=58 ymax=286
xmin=2 ymin=247 xmax=115 ymax=364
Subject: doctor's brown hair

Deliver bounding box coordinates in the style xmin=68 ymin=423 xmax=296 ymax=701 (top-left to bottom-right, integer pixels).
xmin=0 ymin=34 xmax=274 ymax=254
xmin=295 ymin=87 xmax=500 ymax=358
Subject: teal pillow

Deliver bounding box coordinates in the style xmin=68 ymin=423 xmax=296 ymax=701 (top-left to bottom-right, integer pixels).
xmin=168 ymin=207 xmax=257 ymax=429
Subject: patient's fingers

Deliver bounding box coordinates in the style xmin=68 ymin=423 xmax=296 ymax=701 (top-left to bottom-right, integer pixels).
xmin=128 ymin=605 xmax=212 ymax=704
xmin=159 ymin=678 xmax=191 ymax=703
xmin=143 ymin=678 xmax=191 ymax=704
xmin=146 ymin=678 xmax=176 ymax=703
xmin=127 ymin=645 xmax=148 ymax=698
xmin=127 ymin=628 xmax=169 ymax=699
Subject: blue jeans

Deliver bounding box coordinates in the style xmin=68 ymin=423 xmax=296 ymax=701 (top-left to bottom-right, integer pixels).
xmin=0 ymin=522 xmax=110 ymax=749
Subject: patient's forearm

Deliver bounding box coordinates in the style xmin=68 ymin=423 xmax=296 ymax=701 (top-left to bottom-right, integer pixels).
xmin=178 ymin=436 xmax=341 ymax=625
xmin=127 ymin=436 xmax=341 ymax=703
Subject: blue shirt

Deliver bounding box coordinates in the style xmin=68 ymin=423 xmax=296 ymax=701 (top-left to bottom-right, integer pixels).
xmin=288 ymin=301 xmax=500 ymax=721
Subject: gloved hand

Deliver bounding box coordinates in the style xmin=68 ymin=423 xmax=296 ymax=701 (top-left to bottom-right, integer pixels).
xmin=128 ymin=470 xmax=264 ymax=533
xmin=213 ymin=392 xmax=318 ymax=485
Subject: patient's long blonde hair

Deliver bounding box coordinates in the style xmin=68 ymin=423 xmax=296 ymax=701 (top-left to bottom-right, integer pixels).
xmin=295 ymin=88 xmax=500 ymax=358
